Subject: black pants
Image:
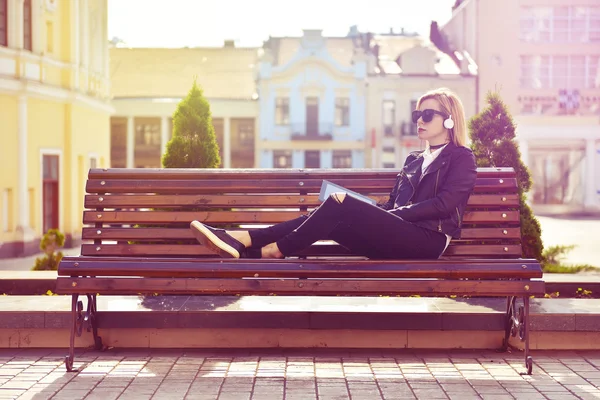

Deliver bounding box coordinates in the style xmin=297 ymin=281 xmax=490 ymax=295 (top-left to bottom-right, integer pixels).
xmin=248 ymin=194 xmax=447 ymax=259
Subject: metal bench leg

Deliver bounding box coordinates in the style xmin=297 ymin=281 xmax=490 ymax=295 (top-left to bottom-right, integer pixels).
xmin=521 ymin=295 xmax=533 ymax=375
xmin=85 ymin=294 xmax=103 ymax=350
xmin=65 ymin=294 xmax=81 ymax=372
xmin=502 ymin=296 xmax=516 ymax=351
xmin=503 ymin=295 xmax=533 ymax=375
xmin=65 ymin=294 xmax=103 ymax=372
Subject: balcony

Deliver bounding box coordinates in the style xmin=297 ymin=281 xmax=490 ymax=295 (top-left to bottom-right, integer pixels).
xmin=291 ymin=123 xmax=333 ymax=141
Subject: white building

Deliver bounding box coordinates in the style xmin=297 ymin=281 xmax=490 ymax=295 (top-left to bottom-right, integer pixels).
xmin=256 ymin=29 xmax=369 ymax=168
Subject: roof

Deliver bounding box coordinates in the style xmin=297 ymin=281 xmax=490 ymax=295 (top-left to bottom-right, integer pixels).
xmin=265 ymin=36 xmax=357 ymax=67
xmin=374 ymin=35 xmax=462 ymax=75
xmin=110 ymin=47 xmax=260 ymax=99
xmin=263 ymin=32 xmax=462 ymax=76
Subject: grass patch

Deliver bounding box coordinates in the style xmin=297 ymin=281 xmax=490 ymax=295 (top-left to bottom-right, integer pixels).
xmin=541 ymin=244 xmax=598 ymax=274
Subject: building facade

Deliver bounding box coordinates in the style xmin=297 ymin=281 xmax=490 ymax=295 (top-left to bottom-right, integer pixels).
xmin=109 ymin=44 xmax=259 ymax=169
xmin=0 ymin=0 xmax=112 ymax=258
xmin=256 ymin=30 xmax=369 ymax=169
xmin=255 ymin=29 xmax=476 ymax=169
xmin=364 ymin=32 xmax=477 ymax=168
xmin=440 ymin=0 xmax=600 ymax=213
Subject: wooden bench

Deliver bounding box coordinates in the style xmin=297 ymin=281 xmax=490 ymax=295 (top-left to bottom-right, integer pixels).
xmin=56 ymin=167 xmax=545 ymax=374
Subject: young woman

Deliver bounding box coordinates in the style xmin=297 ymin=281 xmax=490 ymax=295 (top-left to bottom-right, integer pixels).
xmin=190 ymin=88 xmax=477 ymax=260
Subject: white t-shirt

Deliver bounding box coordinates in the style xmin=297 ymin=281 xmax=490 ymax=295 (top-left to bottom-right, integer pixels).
xmin=421 ymin=144 xmax=452 ymax=251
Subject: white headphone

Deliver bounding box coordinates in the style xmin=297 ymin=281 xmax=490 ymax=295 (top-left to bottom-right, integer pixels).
xmin=444 ymin=114 xmax=455 ymax=130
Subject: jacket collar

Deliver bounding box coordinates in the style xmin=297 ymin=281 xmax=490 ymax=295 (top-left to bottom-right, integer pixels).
xmin=402 ymin=142 xmax=457 ymax=185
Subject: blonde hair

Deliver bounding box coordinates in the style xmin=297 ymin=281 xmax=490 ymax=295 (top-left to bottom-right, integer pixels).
xmin=416 ymin=88 xmax=467 ymax=147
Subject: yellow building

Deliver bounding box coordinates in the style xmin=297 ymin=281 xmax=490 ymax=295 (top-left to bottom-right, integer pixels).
xmin=0 ymin=0 xmax=112 ymax=258
xmin=109 ymin=44 xmax=259 ymax=169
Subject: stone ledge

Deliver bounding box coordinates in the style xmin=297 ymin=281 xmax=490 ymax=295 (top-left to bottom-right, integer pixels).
xmin=0 ymin=296 xmax=599 ymax=332
xmin=0 ymin=310 xmax=508 ymax=331
xmin=1 ymin=328 xmax=600 ymax=351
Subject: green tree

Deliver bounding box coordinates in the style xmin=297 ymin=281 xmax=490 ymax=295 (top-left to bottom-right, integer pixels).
xmin=31 ymin=229 xmax=65 ymax=271
xmin=469 ymin=91 xmax=543 ymax=261
xmin=162 ymin=79 xmax=221 ymax=168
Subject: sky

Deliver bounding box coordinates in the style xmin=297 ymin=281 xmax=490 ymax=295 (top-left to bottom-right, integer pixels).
xmin=107 ymin=0 xmax=456 ymax=48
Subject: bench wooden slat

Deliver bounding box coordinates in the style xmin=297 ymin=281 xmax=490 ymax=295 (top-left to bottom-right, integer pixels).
xmin=80 ymin=243 xmax=523 ymax=257
xmin=82 ymin=210 xmax=521 ymax=225
xmin=56 ymin=277 xmax=545 ymax=296
xmin=88 ymin=167 xmax=519 ymax=180
xmin=62 ymin=255 xmax=540 ymax=263
xmin=84 ymin=193 xmax=521 ymax=208
xmin=58 ymin=258 xmax=543 ymax=279
xmin=86 ymin=178 xmax=518 ymax=194
xmin=443 ymin=245 xmax=521 ymax=256
xmin=82 ymin=227 xmax=521 ymax=241
xmin=87 ymin=178 xmax=395 ymax=193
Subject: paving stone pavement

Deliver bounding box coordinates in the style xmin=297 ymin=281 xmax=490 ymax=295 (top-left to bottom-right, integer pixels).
xmin=1 ymin=349 xmax=600 ymax=400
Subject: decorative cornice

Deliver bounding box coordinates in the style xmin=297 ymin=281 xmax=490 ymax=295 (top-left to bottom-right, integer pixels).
xmin=0 ymin=77 xmax=115 ymax=113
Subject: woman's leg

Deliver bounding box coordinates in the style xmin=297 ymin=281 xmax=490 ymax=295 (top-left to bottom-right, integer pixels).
xmin=193 ymin=192 xmax=445 ymax=259
xmin=246 ymin=215 xmax=308 ymax=248
xmin=275 ymin=193 xmax=446 ymax=259
xmin=327 ymin=219 xmax=446 ymax=259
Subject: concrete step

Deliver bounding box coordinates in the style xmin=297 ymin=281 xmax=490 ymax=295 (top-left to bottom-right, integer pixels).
xmin=1 ymin=295 xmax=599 ymax=350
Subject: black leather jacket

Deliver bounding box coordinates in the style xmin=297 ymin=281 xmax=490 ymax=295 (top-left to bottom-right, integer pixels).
xmin=378 ymin=142 xmax=477 ymax=238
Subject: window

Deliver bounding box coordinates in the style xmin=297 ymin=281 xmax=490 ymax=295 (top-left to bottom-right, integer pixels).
xmin=520 ymin=55 xmax=597 ymax=89
xmin=382 ymin=100 xmax=395 ymax=137
xmin=0 ymin=0 xmax=6 ymax=47
xmin=335 ymin=98 xmax=350 ymax=126
xmin=110 ymin=117 xmax=127 ymax=168
xmin=273 ymin=150 xmax=292 ymax=168
xmin=236 ymin=120 xmax=255 ymax=147
xmin=521 ymin=6 xmax=600 ymax=43
xmin=135 ymin=123 xmax=160 ymax=146
xmin=553 ymin=56 xmax=569 ymax=89
xmin=402 ymin=100 xmax=418 ymax=136
xmin=23 ymin=0 xmax=32 ymax=51
xmin=42 ymin=155 xmax=59 ymax=233
xmin=332 ymin=150 xmax=352 ymax=168
xmin=553 ymin=6 xmax=569 ymax=42
xmin=275 ymin=98 xmax=289 ymax=125
xmin=530 ymin=149 xmax=585 ymax=205
xmin=134 ymin=118 xmax=161 ymax=168
xmin=589 ymin=56 xmax=600 ymax=88
xmin=520 ymin=7 xmax=552 ymax=42
xmin=592 ymin=7 xmax=600 ymax=42
xmin=570 ymin=56 xmax=586 ymax=89
xmin=232 ymin=119 xmax=255 ymax=168
xmin=571 ymin=7 xmax=588 ymax=43
xmin=305 ymin=151 xmax=320 ymax=168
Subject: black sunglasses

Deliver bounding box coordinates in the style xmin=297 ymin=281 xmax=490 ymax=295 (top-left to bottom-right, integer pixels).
xmin=412 ymin=109 xmax=448 ymax=123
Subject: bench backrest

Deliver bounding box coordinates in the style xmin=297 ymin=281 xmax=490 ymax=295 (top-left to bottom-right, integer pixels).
xmin=80 ymin=167 xmax=522 ymax=259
